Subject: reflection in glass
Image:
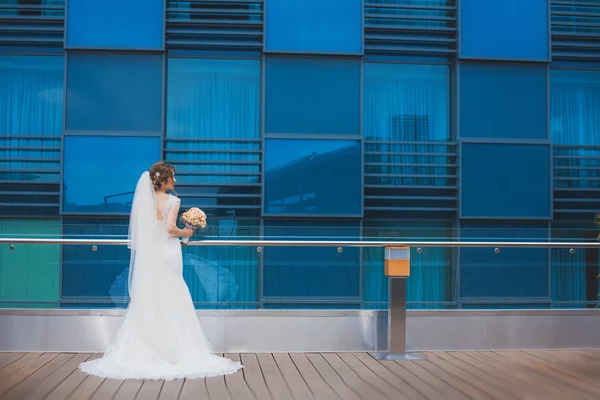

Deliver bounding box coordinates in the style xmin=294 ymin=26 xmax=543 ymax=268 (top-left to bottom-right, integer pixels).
xmin=460 ymin=222 xmax=549 ymax=303
xmin=265 ymin=139 xmax=361 ymax=215
xmin=62 ymin=218 xmax=130 ymax=307
xmin=63 ymin=136 xmax=160 ymax=213
xmin=66 ymin=54 xmax=162 ymax=131
xmin=263 ymin=220 xmax=360 ymax=308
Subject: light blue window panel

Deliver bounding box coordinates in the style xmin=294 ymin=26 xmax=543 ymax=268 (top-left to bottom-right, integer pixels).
xmin=63 ymin=136 xmax=161 ymax=213
xmin=265 ymin=0 xmax=362 ymax=54
xmin=67 ymin=0 xmax=163 ymax=49
xmin=66 ymin=54 xmax=162 ymax=132
xmin=62 ymin=218 xmax=130 ymax=307
xmin=263 ymin=220 xmax=360 ymax=308
xmin=265 ymin=139 xmax=361 ymax=216
xmin=460 ymin=222 xmax=549 ymax=301
xmin=265 ymin=57 xmax=360 ymax=135
xmin=460 ymin=0 xmax=549 ymax=61
xmin=460 ymin=63 xmax=547 ymax=140
xmin=461 ymin=143 xmax=551 ymax=219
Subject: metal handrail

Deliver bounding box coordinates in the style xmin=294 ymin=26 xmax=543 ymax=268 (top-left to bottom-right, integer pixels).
xmin=1 ymin=238 xmax=600 ymax=248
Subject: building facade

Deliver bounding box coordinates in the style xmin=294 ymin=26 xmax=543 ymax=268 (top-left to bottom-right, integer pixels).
xmin=1 ymin=0 xmax=599 ymax=310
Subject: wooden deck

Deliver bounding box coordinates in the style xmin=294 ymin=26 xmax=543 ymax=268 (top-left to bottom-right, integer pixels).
xmin=1 ymin=351 xmax=600 ymax=399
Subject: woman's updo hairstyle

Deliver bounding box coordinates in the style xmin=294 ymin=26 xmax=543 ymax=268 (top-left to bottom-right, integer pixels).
xmin=149 ymin=162 xmax=175 ymax=191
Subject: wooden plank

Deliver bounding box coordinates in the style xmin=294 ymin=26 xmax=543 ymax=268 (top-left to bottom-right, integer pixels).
xmin=412 ymin=357 xmax=493 ymax=399
xmin=450 ymin=352 xmax=564 ymax=399
xmin=24 ymin=353 xmax=93 ymax=400
xmin=224 ymin=353 xmax=255 ymax=400
xmin=179 ymin=378 xmax=210 ymax=400
xmin=481 ymin=351 xmax=590 ymax=400
xmin=570 ymin=349 xmax=600 ymax=363
xmin=429 ymin=352 xmax=518 ymax=399
xmin=113 ymin=380 xmax=144 ymax=400
xmin=535 ymin=350 xmax=600 ymax=380
xmin=390 ymin=359 xmax=469 ymax=400
xmin=45 ymin=354 xmax=103 ymax=400
xmin=0 ymin=353 xmax=43 ymax=378
xmin=272 ymin=353 xmax=314 ymax=400
xmin=135 ymin=379 xmax=164 ymax=400
xmin=351 ymin=353 xmax=428 ymax=400
xmin=91 ymin=377 xmax=125 ymax=400
xmin=239 ymin=354 xmax=271 ymax=400
xmin=158 ymin=379 xmax=184 ymax=400
xmin=0 ymin=353 xmax=58 ymax=397
xmin=422 ymin=352 xmax=512 ymax=400
xmin=320 ymin=352 xmax=388 ymax=400
xmin=256 ymin=353 xmax=293 ymax=400
xmin=0 ymin=354 xmax=27 ymax=371
xmin=206 ymin=375 xmax=231 ymax=400
xmin=336 ymin=352 xmax=412 ymax=400
xmin=304 ymin=353 xmax=360 ymax=400
xmin=289 ymin=353 xmax=340 ymax=400
xmin=2 ymin=353 xmax=75 ymax=400
xmin=493 ymin=351 xmax=597 ymax=399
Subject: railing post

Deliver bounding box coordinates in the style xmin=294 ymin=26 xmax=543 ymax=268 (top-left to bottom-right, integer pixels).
xmin=370 ymin=246 xmax=422 ymax=360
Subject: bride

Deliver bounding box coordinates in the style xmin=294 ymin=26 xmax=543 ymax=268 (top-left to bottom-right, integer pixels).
xmin=80 ymin=162 xmax=243 ymax=380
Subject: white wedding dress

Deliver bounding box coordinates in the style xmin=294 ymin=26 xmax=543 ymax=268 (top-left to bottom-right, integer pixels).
xmin=80 ymin=172 xmax=242 ymax=380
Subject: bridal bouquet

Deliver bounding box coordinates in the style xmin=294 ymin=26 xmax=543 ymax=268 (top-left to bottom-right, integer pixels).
xmin=180 ymin=207 xmax=207 ymax=245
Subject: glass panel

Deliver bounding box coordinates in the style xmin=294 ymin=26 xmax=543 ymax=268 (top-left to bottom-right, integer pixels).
xmin=263 ymin=220 xmax=360 ymax=308
xmin=460 ymin=63 xmax=547 ymax=140
xmin=550 ymin=69 xmax=600 ymax=145
xmin=2 ymin=222 xmax=599 ymax=309
xmin=167 ymin=59 xmax=259 ymax=138
xmin=265 ymin=57 xmax=360 ymax=134
xmin=66 ymin=54 xmax=162 ymax=132
xmin=459 ymin=223 xmax=549 ymax=303
xmin=67 ymin=0 xmax=163 ymax=49
xmin=62 ymin=218 xmax=130 ymax=307
xmin=264 ymin=139 xmax=361 ymax=215
xmin=461 ymin=143 xmax=552 ymax=219
xmin=363 ymin=221 xmax=453 ymax=309
xmin=460 ymin=0 xmax=549 ymax=61
xmin=364 ymin=63 xmax=450 ymax=141
xmin=0 ymin=219 xmax=60 ymax=308
xmin=265 ymin=0 xmax=362 ymax=54
xmin=63 ymin=136 xmax=161 ymax=213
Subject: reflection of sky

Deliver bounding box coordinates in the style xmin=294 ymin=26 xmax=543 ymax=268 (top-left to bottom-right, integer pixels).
xmin=266 ymin=140 xmax=357 ymax=170
xmin=64 ymin=136 xmax=160 ymax=207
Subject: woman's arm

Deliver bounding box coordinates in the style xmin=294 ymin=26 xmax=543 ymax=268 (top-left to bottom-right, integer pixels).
xmin=165 ymin=200 xmax=194 ymax=238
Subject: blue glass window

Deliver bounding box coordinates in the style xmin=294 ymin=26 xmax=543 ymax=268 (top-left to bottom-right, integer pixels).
xmin=0 ymin=56 xmax=63 ymax=185
xmin=461 ymin=143 xmax=551 ymax=219
xmin=460 ymin=63 xmax=547 ymax=140
xmin=66 ymin=54 xmax=162 ymax=132
xmin=364 ymin=63 xmax=450 ymax=141
xmin=265 ymin=139 xmax=361 ymax=216
xmin=460 ymin=0 xmax=549 ymax=61
xmin=67 ymin=0 xmax=163 ymax=50
xmin=182 ymin=219 xmax=259 ymax=309
xmin=265 ymin=57 xmax=360 ymax=135
xmin=263 ymin=220 xmax=360 ymax=307
xmin=63 ymin=136 xmax=161 ymax=213
xmin=265 ymin=0 xmax=362 ymax=54
xmin=362 ymin=221 xmax=453 ymax=310
xmin=62 ymin=218 xmax=129 ymax=307
xmin=551 ymin=70 xmax=600 ymax=145
xmin=460 ymin=222 xmax=549 ymax=301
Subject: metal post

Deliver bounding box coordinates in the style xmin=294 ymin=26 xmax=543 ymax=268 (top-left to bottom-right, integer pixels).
xmin=370 ymin=246 xmax=422 ymax=360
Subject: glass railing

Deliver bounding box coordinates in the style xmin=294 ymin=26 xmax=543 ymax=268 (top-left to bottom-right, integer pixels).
xmin=1 ymin=225 xmax=599 ymax=310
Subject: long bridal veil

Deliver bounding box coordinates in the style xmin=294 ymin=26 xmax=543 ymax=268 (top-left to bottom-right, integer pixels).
xmin=127 ymin=171 xmax=159 ymax=299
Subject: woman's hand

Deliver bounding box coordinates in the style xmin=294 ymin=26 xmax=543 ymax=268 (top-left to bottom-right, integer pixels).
xmin=181 ymin=227 xmax=195 ymax=238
